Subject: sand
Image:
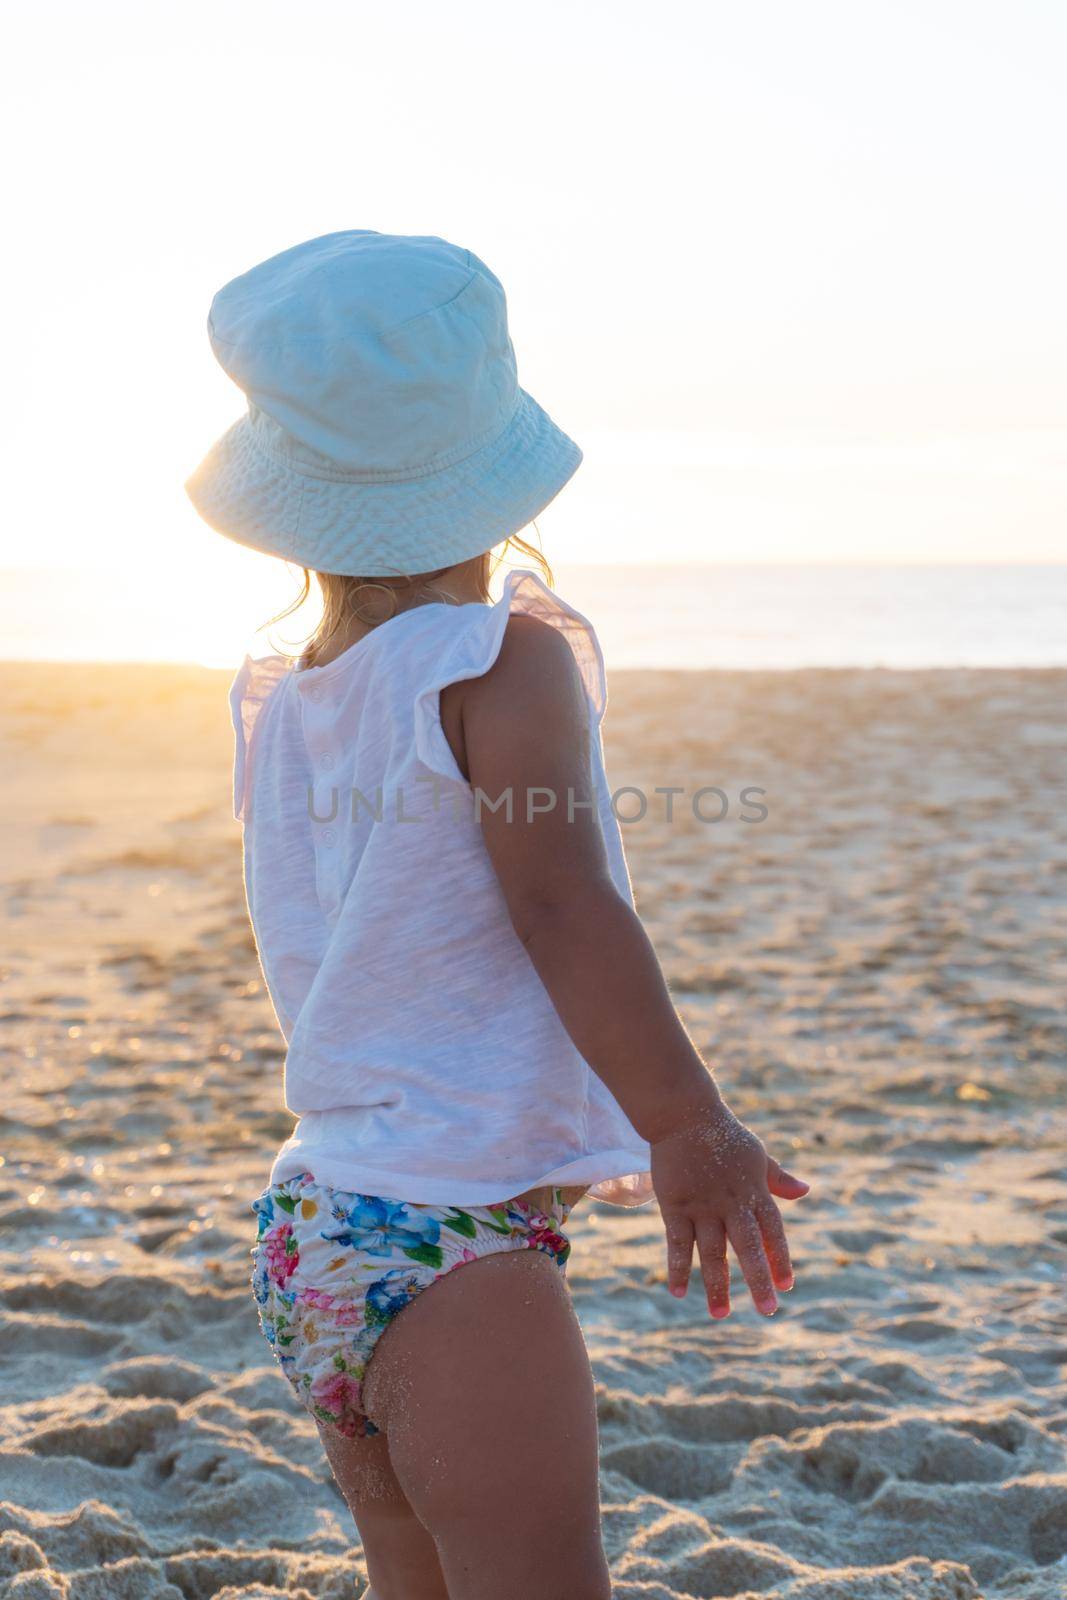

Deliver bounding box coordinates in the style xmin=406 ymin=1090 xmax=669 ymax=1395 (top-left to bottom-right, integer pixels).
xmin=1 ymin=660 xmax=1065 ymax=1600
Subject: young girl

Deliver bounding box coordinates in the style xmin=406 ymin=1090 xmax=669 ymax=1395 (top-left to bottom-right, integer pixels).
xmin=187 ymin=230 xmax=809 ymax=1600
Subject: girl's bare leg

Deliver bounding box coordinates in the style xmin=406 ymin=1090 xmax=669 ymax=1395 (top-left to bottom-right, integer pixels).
xmin=317 ymin=1421 xmax=449 ymax=1600
xmin=361 ymin=1247 xmax=613 ymax=1600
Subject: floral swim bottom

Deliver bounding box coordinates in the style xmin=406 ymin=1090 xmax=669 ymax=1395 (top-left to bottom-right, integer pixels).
xmin=250 ymin=1171 xmax=577 ymax=1439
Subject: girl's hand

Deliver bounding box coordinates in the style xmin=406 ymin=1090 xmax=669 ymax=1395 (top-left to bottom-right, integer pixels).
xmin=651 ymin=1099 xmax=810 ymax=1318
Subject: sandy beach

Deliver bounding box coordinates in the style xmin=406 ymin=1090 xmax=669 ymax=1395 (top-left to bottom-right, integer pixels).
xmin=1 ymin=659 xmax=1065 ymax=1600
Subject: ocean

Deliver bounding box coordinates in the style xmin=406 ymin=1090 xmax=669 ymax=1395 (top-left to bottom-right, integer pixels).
xmin=554 ymin=564 xmax=1067 ymax=670
xmin=1 ymin=563 xmax=1064 ymax=671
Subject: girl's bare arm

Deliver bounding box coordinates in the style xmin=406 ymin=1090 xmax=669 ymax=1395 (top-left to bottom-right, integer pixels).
xmin=444 ymin=615 xmax=810 ymax=1318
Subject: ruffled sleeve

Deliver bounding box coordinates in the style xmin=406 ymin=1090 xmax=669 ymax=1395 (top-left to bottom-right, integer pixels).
xmin=228 ymin=653 xmax=289 ymax=821
xmin=413 ymin=569 xmax=608 ymax=782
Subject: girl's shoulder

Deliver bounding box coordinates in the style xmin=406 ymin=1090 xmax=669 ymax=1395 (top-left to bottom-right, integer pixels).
xmin=443 ymin=568 xmax=607 ymax=720
xmin=414 ymin=569 xmax=609 ymax=784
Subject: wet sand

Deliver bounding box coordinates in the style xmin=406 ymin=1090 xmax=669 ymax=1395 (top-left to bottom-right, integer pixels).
xmin=1 ymin=662 xmax=1065 ymax=1598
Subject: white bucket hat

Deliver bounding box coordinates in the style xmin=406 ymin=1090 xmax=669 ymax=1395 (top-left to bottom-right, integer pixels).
xmin=185 ymin=230 xmax=582 ymax=576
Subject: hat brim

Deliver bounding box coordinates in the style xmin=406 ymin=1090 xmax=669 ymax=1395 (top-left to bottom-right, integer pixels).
xmin=185 ymin=390 xmax=582 ymax=577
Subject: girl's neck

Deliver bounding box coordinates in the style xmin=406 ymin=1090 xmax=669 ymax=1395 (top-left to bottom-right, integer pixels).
xmin=305 ymin=564 xmax=488 ymax=670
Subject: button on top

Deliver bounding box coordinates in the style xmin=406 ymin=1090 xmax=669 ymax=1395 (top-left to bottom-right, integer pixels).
xmin=320 ymin=751 xmax=335 ymax=770
xmin=321 ymin=827 xmax=337 ymax=847
xmin=306 ymin=683 xmax=323 ymax=703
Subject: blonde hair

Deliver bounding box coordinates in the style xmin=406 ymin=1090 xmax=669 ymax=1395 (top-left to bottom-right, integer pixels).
xmin=265 ymin=529 xmax=554 ymax=669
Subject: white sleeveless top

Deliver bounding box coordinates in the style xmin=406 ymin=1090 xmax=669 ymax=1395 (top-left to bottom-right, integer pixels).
xmin=229 ymin=569 xmax=653 ymax=1208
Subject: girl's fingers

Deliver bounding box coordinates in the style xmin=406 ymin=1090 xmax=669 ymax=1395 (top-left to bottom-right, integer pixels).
xmin=766 ymin=1157 xmax=810 ymax=1201
xmin=695 ymin=1218 xmax=730 ymax=1319
xmin=726 ymin=1209 xmax=778 ymax=1315
xmin=756 ymin=1199 xmax=794 ymax=1291
xmin=663 ymin=1211 xmax=695 ymax=1298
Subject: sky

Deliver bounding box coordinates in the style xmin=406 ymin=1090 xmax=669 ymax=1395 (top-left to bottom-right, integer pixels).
xmin=1 ymin=0 xmax=1064 ymax=659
